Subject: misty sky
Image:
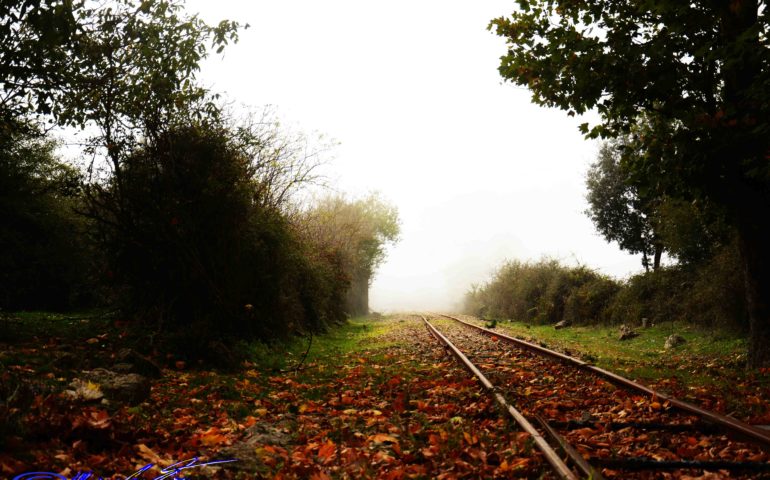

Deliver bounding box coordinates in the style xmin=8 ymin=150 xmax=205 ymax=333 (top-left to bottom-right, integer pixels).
xmin=186 ymin=0 xmax=644 ymax=312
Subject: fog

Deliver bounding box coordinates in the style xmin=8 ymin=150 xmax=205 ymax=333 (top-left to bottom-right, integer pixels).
xmin=187 ymin=0 xmax=644 ymax=312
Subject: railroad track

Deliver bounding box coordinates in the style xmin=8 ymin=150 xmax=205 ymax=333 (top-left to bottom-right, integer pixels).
xmin=420 ymin=313 xmax=770 ymax=479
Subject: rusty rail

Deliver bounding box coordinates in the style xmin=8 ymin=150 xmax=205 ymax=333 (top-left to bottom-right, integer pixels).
xmin=420 ymin=315 xmax=579 ymax=480
xmin=437 ymin=313 xmax=770 ymax=448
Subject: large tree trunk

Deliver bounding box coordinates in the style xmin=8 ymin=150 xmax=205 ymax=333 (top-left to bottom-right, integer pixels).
xmin=653 ymin=244 xmax=663 ymax=271
xmin=345 ymin=269 xmax=370 ymax=317
xmin=737 ymin=212 xmax=770 ymax=368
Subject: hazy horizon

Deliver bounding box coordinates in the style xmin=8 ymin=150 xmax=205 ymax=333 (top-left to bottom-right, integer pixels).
xmin=187 ymin=0 xmax=647 ymax=312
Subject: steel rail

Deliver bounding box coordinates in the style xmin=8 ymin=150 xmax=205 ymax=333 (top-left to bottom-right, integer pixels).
xmin=437 ymin=313 xmax=770 ymax=448
xmin=535 ymin=415 xmax=605 ymax=480
xmin=420 ymin=315 xmax=579 ymax=480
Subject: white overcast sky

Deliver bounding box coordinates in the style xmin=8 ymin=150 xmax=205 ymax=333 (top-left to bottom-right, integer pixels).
xmin=186 ymin=0 xmax=644 ymax=312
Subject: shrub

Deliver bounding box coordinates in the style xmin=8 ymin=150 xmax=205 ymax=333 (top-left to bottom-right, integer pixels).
xmin=464 ymin=250 xmax=746 ymax=331
xmin=563 ymin=275 xmax=621 ymax=324
xmin=0 ymin=128 xmax=95 ymax=311
xmin=89 ymin=122 xmax=349 ymax=354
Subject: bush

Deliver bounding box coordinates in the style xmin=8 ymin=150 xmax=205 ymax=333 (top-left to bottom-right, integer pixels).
xmin=464 ymin=249 xmax=746 ymax=330
xmin=464 ymin=258 xmax=617 ymax=324
xmin=90 ymin=122 xmax=349 ymax=354
xmin=0 ymin=128 xmax=95 ymax=311
xmin=682 ymin=240 xmax=747 ymax=331
xmin=563 ymin=276 xmax=621 ymax=325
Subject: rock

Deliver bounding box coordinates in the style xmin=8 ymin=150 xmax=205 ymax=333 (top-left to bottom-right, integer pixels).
xmin=618 ymin=324 xmax=639 ymax=341
xmin=116 ymin=348 xmax=162 ymax=378
xmin=641 ymin=318 xmax=650 ymax=328
xmin=554 ymin=319 xmax=571 ymax=330
xmin=220 ymin=421 xmax=294 ymax=473
xmin=665 ymin=334 xmax=686 ymax=349
xmin=65 ymin=378 xmax=105 ymax=402
xmin=111 ymin=362 xmax=134 ymax=374
xmin=79 ymin=368 xmax=150 ymax=405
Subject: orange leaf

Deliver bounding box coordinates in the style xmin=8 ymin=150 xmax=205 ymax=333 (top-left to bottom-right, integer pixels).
xmin=201 ymin=432 xmax=228 ymax=446
xmin=200 ymin=427 xmax=229 ymax=446
xmin=317 ymin=440 xmax=336 ymax=462
xmin=370 ymin=433 xmax=399 ymax=444
xmin=137 ymin=443 xmax=163 ymax=464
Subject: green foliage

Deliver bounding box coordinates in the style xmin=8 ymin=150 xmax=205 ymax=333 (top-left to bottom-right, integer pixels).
xmin=655 ymin=197 xmax=732 ymax=266
xmin=298 ymin=194 xmax=400 ymax=316
xmin=563 ymin=276 xmax=620 ymax=325
xmin=604 ymin=268 xmax=690 ymax=327
xmin=0 ymin=0 xmax=400 ymax=361
xmin=464 ymin=258 xmax=615 ymax=325
xmin=491 ymin=1 xmax=770 ymax=365
xmin=682 ymin=240 xmax=748 ymax=330
xmin=466 ymin=251 xmax=747 ymax=331
xmin=587 ymin=137 xmax=734 ymax=269
xmin=90 ymin=122 xmax=347 ymax=351
xmin=0 ymin=127 xmax=94 ymax=310
xmin=586 ymin=139 xmax=660 ymax=269
xmin=0 ymin=0 xmax=82 ymax=122
xmin=2 ymin=0 xmax=244 ymax=134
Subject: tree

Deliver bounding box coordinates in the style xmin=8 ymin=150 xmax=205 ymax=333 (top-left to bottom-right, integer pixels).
xmin=491 ymin=1 xmax=770 ymax=366
xmin=298 ymin=194 xmax=400 ymax=316
xmin=2 ymin=0 xmax=243 ymax=151
xmin=0 ymin=126 xmax=92 ymax=310
xmin=0 ymin=0 xmax=82 ymax=125
xmin=93 ymin=119 xmax=346 ymax=353
xmin=586 ymin=140 xmax=662 ymax=271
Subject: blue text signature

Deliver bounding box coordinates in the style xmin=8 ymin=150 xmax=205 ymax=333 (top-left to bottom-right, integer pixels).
xmin=12 ymin=457 xmax=238 ymax=480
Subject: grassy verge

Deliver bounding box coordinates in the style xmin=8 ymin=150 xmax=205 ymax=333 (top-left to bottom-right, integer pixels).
xmin=462 ymin=315 xmax=769 ymax=424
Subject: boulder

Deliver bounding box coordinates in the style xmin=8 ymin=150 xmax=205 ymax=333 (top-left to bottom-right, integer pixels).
xmin=65 ymin=378 xmax=104 ymax=402
xmin=111 ymin=362 xmax=134 ymax=374
xmin=220 ymin=421 xmax=293 ymax=473
xmin=618 ymin=324 xmax=639 ymax=341
xmin=116 ymin=348 xmax=162 ymax=378
xmin=78 ymin=368 xmax=150 ymax=405
xmin=665 ymin=334 xmax=686 ymax=349
xmin=554 ymin=319 xmax=571 ymax=330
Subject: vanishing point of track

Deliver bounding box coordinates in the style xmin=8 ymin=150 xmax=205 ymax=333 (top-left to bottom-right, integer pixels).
xmin=420 ymin=314 xmax=770 ymax=479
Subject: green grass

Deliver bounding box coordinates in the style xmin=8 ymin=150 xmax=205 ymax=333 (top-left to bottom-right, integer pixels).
xmin=0 ymin=310 xmax=116 ymax=342
xmin=238 ymin=316 xmax=399 ymax=373
xmin=463 ymin=316 xmax=770 ymax=421
xmin=480 ymin=318 xmax=747 ymax=387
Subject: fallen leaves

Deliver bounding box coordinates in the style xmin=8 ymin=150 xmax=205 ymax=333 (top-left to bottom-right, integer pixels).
xmin=6 ymin=313 xmax=769 ymax=480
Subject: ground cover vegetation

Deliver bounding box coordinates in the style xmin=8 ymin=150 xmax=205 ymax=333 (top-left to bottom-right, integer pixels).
xmin=3 ymin=313 xmax=768 ymax=478
xmin=1 ymin=314 xmax=555 ymax=479
xmin=452 ymin=314 xmax=770 ymax=428
xmin=471 ymin=0 xmax=770 ymax=366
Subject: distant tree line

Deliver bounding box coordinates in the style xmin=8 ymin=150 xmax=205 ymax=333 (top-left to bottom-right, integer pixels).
xmin=464 ymin=252 xmax=746 ymax=333
xmin=0 ymin=0 xmax=399 ymax=360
